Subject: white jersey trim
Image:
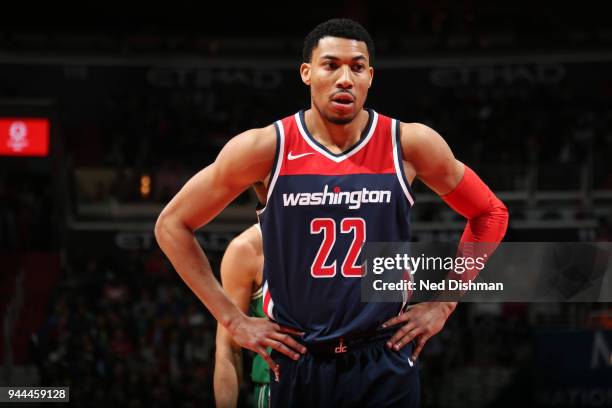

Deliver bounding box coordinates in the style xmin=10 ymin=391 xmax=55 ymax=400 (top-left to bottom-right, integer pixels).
xmin=257 ymin=120 xmax=285 ymax=216
xmin=251 ymin=285 xmax=263 ymax=300
xmin=262 ymin=281 xmax=275 ymax=319
xmin=294 ymin=110 xmax=379 ymax=163
xmin=391 ymin=119 xmax=415 ymax=206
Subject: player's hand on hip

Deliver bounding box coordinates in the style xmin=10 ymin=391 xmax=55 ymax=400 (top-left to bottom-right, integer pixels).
xmin=381 ymin=302 xmax=456 ymax=361
xmin=227 ymin=315 xmax=307 ymax=378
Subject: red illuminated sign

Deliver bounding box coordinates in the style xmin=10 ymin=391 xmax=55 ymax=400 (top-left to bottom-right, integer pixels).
xmin=0 ymin=118 xmax=50 ymax=157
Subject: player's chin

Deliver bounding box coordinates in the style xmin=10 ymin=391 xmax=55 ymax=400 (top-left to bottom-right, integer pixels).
xmin=327 ymin=103 xmax=357 ymax=124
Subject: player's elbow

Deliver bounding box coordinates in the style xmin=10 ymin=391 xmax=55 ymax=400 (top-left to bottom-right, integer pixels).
xmin=491 ymin=194 xmax=509 ymax=225
xmin=154 ymin=208 xmax=187 ymax=249
xmin=474 ymin=195 xmax=509 ymax=241
xmin=494 ymin=197 xmax=510 ymax=237
xmin=154 ymin=210 xmax=171 ymax=247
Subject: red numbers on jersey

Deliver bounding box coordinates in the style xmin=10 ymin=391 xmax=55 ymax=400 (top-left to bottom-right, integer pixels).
xmin=309 ymin=217 xmax=366 ymax=278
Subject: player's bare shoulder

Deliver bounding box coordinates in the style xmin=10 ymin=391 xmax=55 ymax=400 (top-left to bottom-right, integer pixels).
xmin=398 ymin=121 xmax=456 ymax=161
xmin=394 ymin=122 xmax=439 ymax=181
xmin=398 ymin=122 xmax=443 ymax=152
xmin=215 ymin=124 xmax=277 ymax=186
xmin=223 ymin=124 xmax=276 ymax=166
xmin=398 ymin=121 xmax=463 ymax=194
xmin=232 ymin=124 xmax=277 ymax=158
xmin=225 ymin=225 xmax=264 ymax=262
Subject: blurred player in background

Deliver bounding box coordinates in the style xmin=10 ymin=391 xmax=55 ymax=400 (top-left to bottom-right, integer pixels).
xmin=214 ymin=224 xmax=269 ymax=408
xmin=156 ymin=18 xmax=508 ymax=407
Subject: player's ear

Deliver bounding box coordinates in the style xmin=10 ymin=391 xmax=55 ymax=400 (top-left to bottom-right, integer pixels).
xmin=368 ymin=66 xmax=374 ymax=88
xmin=300 ymin=63 xmax=311 ymax=86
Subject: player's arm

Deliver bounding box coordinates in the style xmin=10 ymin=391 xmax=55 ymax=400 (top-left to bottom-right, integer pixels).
xmin=400 ymin=124 xmax=508 ymax=244
xmin=155 ymin=126 xmax=306 ymax=372
xmin=214 ymin=227 xmax=261 ymax=408
xmin=383 ymin=122 xmax=509 ymax=359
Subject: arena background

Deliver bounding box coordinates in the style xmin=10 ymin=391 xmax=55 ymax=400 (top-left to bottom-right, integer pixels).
xmin=1 ymin=2 xmax=611 ymax=407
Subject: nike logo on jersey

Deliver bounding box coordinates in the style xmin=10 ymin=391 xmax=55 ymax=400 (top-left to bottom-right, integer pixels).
xmin=407 ymin=357 xmax=414 ymax=367
xmin=287 ymin=151 xmax=315 ymax=160
xmin=282 ymin=185 xmax=392 ymax=210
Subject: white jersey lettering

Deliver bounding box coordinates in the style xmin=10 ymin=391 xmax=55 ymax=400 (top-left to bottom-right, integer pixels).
xmin=282 ymin=185 xmax=391 ymax=210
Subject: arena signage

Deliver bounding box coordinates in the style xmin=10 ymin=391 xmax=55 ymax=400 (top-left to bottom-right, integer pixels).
xmin=430 ymin=64 xmax=566 ymax=87
xmin=0 ymin=118 xmax=49 ymax=157
xmin=147 ymin=68 xmax=284 ymax=89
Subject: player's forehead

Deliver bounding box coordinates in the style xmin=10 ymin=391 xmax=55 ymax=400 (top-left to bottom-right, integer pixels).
xmin=311 ymin=36 xmax=369 ymax=63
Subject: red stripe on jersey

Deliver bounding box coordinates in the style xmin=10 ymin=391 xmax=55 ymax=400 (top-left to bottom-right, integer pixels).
xmin=278 ymin=112 xmax=396 ymax=176
xmin=263 ymin=288 xmax=271 ymax=318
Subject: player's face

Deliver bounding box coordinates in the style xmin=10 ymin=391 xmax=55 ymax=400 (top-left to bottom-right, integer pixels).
xmin=300 ymin=37 xmax=373 ymax=125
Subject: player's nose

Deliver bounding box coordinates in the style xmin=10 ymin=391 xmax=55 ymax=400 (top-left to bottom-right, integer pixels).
xmin=335 ymin=65 xmax=353 ymax=89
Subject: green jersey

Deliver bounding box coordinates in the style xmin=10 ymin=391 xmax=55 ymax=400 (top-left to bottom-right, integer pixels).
xmin=249 ymin=286 xmax=270 ymax=385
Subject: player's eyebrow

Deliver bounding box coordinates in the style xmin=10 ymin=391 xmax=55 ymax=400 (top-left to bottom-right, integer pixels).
xmin=320 ymin=55 xmax=367 ymax=62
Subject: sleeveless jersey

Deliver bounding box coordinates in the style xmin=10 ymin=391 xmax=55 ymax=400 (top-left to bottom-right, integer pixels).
xmin=249 ymin=286 xmax=270 ymax=384
xmin=257 ymin=109 xmax=414 ymax=343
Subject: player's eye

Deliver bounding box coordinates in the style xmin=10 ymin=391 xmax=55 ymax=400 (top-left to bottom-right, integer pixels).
xmin=324 ymin=61 xmax=337 ymax=69
xmin=353 ymin=64 xmax=365 ymax=72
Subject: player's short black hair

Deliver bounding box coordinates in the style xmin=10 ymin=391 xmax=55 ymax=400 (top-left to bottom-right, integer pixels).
xmin=303 ymin=18 xmax=375 ymax=65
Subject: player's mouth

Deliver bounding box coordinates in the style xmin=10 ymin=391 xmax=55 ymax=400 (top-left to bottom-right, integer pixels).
xmin=330 ymin=92 xmax=355 ymax=112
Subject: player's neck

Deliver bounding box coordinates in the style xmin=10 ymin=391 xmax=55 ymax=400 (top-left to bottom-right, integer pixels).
xmin=304 ymin=108 xmax=370 ymax=154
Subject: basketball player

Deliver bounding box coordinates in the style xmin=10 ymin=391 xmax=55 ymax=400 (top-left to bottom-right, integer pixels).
xmin=214 ymin=224 xmax=269 ymax=408
xmin=155 ymin=18 xmax=508 ymax=407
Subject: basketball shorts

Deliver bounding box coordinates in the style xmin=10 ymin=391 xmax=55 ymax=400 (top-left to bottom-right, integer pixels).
xmin=269 ymin=329 xmax=419 ymax=408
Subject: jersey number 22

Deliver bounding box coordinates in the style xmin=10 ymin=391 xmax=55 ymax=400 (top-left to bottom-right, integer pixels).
xmin=310 ymin=217 xmax=366 ymax=278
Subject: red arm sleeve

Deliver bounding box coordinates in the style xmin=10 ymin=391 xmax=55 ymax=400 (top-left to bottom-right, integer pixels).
xmin=441 ymin=165 xmax=509 ymax=244
xmin=440 ymin=165 xmax=509 ymax=287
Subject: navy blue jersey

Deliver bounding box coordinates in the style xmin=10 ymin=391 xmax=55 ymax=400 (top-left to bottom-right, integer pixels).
xmin=258 ymin=109 xmax=414 ymax=343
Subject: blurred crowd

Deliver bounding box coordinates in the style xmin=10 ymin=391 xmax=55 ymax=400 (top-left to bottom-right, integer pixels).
xmin=0 ymin=171 xmax=58 ymax=250
xmin=31 ymin=251 xmax=219 ymax=407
